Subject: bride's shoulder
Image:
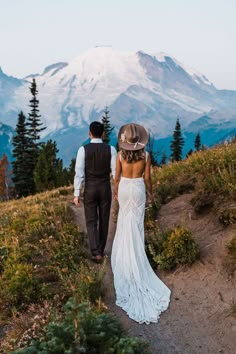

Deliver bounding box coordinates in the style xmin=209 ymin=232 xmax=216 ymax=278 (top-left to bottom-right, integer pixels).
xmin=118 ymin=151 xmax=122 ymax=162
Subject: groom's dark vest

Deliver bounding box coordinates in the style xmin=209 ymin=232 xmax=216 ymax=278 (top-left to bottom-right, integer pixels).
xmin=84 ymin=143 xmax=111 ymax=183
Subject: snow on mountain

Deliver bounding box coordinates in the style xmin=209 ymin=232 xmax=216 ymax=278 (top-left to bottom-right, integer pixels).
xmin=1 ymin=47 xmax=217 ymax=132
xmin=1 ymin=46 xmax=236 ymax=163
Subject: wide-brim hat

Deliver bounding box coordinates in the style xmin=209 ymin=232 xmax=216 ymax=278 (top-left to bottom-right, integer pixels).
xmin=118 ymin=123 xmax=149 ymax=151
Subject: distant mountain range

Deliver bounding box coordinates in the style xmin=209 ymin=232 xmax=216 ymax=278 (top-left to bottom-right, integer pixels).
xmin=0 ymin=47 xmax=236 ymax=165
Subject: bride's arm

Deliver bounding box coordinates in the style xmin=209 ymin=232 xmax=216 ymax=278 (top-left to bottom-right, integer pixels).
xmin=144 ymin=153 xmax=153 ymax=203
xmin=114 ymin=152 xmax=122 ymax=199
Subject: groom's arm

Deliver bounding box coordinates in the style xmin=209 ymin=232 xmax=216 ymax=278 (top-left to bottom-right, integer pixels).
xmin=73 ymin=146 xmax=85 ymax=206
xmin=114 ymin=152 xmax=122 ymax=199
xmin=110 ymin=145 xmax=117 ymax=179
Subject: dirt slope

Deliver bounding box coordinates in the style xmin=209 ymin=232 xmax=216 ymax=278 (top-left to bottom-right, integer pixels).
xmin=70 ymin=194 xmax=236 ymax=354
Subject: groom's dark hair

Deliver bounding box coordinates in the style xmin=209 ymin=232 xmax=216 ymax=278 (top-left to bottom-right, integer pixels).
xmin=89 ymin=121 xmax=104 ymax=138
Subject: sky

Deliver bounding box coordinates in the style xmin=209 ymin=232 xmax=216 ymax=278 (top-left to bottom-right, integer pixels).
xmin=1 ymin=0 xmax=236 ymax=90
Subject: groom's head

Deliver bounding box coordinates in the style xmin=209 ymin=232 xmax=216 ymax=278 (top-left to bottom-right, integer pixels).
xmin=89 ymin=121 xmax=104 ymax=139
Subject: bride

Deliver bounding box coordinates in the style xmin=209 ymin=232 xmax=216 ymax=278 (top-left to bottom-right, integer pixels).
xmin=111 ymin=123 xmax=171 ymax=324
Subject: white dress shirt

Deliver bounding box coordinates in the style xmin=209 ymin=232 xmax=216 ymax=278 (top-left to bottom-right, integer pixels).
xmin=74 ymin=138 xmax=117 ymax=197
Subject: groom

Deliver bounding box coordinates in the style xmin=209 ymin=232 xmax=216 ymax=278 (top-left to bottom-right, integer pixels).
xmin=73 ymin=121 xmax=117 ymax=263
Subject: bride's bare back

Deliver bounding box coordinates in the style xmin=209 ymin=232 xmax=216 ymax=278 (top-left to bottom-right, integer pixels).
xmin=114 ymin=151 xmax=153 ymax=201
xmin=120 ymin=156 xmax=146 ymax=178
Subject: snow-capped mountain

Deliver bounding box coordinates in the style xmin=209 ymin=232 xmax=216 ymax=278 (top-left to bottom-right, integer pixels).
xmin=1 ymin=46 xmax=236 ymax=164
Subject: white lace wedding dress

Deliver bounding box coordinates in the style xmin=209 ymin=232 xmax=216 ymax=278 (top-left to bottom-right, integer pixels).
xmin=111 ymin=176 xmax=171 ymax=324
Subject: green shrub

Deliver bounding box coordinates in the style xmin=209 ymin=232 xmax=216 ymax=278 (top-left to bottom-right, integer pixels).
xmin=227 ymin=235 xmax=236 ymax=261
xmin=58 ymin=261 xmax=106 ymax=305
xmin=148 ymin=226 xmax=199 ymax=270
xmin=218 ymin=203 xmax=236 ymax=225
xmin=0 ymin=262 xmax=40 ymax=310
xmin=230 ymin=300 xmax=236 ymax=318
xmin=13 ymin=298 xmax=150 ymax=354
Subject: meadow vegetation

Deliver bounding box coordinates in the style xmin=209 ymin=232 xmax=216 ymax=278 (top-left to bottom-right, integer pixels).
xmin=152 ymin=142 xmax=236 ymax=221
xmin=0 ymin=188 xmax=149 ymax=353
xmin=146 ymin=141 xmax=236 ymax=270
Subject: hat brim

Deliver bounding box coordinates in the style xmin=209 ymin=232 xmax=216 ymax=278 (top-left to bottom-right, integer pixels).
xmin=118 ymin=123 xmax=149 ymax=151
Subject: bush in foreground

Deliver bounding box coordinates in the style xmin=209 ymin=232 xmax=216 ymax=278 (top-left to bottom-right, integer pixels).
xmin=148 ymin=226 xmax=199 ymax=270
xmin=13 ymin=298 xmax=150 ymax=354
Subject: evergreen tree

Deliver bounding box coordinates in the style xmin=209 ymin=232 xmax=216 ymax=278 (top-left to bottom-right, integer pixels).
xmin=26 ymin=78 xmax=46 ymax=194
xmin=55 ymin=158 xmax=69 ymax=187
xmin=147 ymin=133 xmax=159 ymax=166
xmin=34 ymin=140 xmax=59 ymax=192
xmin=34 ymin=140 xmax=69 ymax=192
xmin=12 ymin=111 xmax=32 ymax=196
xmin=194 ymin=132 xmax=201 ymax=151
xmin=27 ymin=78 xmax=46 ymax=148
xmin=170 ymin=118 xmax=184 ymax=161
xmin=68 ymin=158 xmax=76 ymax=184
xmin=186 ymin=148 xmax=193 ymax=158
xmin=101 ymin=106 xmax=114 ymax=144
xmin=160 ymin=151 xmax=167 ymax=165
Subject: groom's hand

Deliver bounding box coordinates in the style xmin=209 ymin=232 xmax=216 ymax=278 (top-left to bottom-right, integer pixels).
xmin=74 ymin=196 xmax=80 ymax=207
xmin=147 ymin=193 xmax=154 ymax=204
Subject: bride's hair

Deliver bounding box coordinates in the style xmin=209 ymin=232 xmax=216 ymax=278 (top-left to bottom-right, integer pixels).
xmin=120 ymin=148 xmax=145 ymax=163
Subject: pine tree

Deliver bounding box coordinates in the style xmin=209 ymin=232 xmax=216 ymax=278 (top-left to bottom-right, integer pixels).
xmin=55 ymin=158 xmax=69 ymax=187
xmin=170 ymin=118 xmax=184 ymax=162
xmin=186 ymin=148 xmax=193 ymax=158
xmin=101 ymin=106 xmax=114 ymax=144
xmin=34 ymin=140 xmax=58 ymax=192
xmin=12 ymin=111 xmax=32 ymax=196
xmin=160 ymin=151 xmax=167 ymax=165
xmin=146 ymin=133 xmax=158 ymax=166
xmin=34 ymin=140 xmax=69 ymax=192
xmin=26 ymin=78 xmax=46 ymax=194
xmin=27 ymin=78 xmax=46 ymax=148
xmin=68 ymin=158 xmax=76 ymax=184
xmin=194 ymin=132 xmax=201 ymax=151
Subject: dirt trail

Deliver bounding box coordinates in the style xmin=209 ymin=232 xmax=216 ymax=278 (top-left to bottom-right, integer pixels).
xmin=70 ymin=194 xmax=236 ymax=354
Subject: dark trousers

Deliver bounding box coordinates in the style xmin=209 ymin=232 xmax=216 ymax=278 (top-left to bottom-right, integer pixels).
xmin=84 ymin=180 xmax=112 ymax=256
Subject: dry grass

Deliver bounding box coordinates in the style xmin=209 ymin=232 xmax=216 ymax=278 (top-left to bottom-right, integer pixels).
xmin=0 ymin=187 xmax=107 ymax=352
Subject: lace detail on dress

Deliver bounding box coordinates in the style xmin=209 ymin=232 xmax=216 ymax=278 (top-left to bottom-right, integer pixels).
xmin=111 ymin=177 xmax=171 ymax=324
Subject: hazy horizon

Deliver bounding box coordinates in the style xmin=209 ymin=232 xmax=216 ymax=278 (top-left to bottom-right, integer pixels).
xmin=1 ymin=0 xmax=236 ymax=90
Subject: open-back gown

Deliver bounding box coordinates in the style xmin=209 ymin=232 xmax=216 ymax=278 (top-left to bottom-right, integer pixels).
xmin=111 ymin=175 xmax=171 ymax=324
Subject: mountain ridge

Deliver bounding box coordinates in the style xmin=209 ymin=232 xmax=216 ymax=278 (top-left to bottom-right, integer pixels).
xmin=0 ymin=47 xmax=236 ymax=164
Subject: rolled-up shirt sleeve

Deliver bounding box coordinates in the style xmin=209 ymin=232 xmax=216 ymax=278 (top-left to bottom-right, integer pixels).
xmin=74 ymin=146 xmax=85 ymax=197
xmin=110 ymin=146 xmax=117 ymax=179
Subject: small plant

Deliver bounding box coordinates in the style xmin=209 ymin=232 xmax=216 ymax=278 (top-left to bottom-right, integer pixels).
xmin=13 ymin=298 xmax=150 ymax=354
xmin=227 ymin=235 xmax=236 ymax=262
xmin=59 ymin=261 xmax=107 ymax=305
xmin=230 ymin=300 xmax=236 ymax=318
xmin=0 ymin=261 xmax=41 ymax=311
xmin=218 ymin=203 xmax=236 ymax=225
xmin=148 ymin=226 xmax=199 ymax=270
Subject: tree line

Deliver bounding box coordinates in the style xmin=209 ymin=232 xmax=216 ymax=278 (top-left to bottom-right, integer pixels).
xmin=147 ymin=118 xmax=203 ymax=166
xmin=0 ymin=81 xmax=115 ymax=200
xmin=0 ymin=79 xmax=204 ymax=200
xmin=0 ymin=79 xmax=77 ymax=199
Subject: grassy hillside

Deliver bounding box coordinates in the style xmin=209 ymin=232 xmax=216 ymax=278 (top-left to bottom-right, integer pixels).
xmin=0 ymin=188 xmax=148 ymax=353
xmin=152 ymin=141 xmax=236 ymax=222
xmin=146 ymin=141 xmax=236 ymax=273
